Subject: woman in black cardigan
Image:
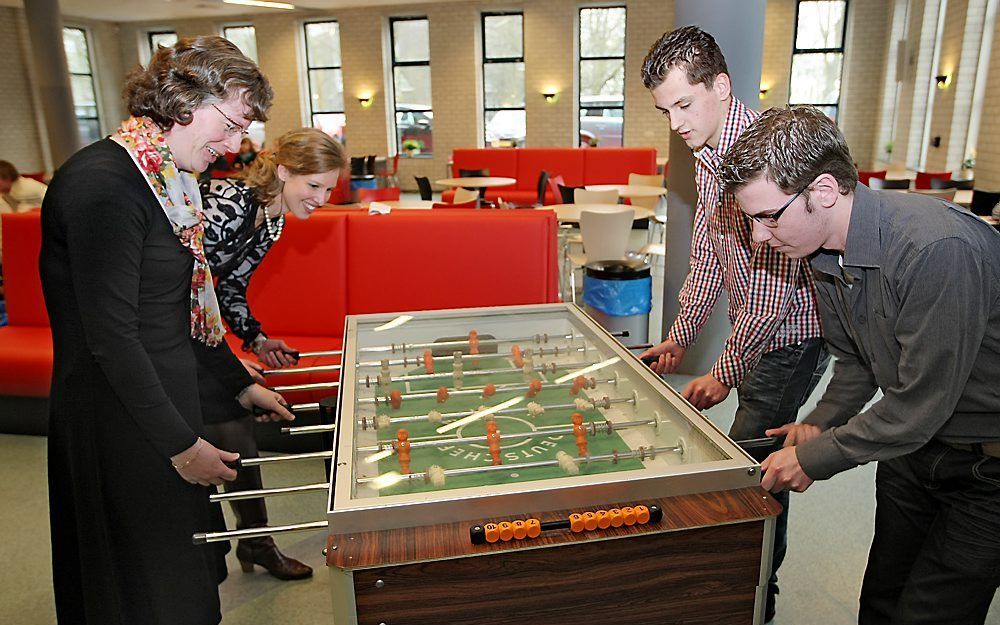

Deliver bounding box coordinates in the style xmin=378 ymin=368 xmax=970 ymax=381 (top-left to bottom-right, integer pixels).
xmin=40 ymin=37 xmax=290 ymax=624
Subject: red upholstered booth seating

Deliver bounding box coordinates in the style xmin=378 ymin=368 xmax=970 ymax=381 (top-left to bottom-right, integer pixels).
xmin=1 ymin=210 xmax=559 ymax=426
xmin=442 ymin=148 xmax=657 ymax=205
xmin=914 ymin=171 xmax=951 ymax=190
xmin=858 ymin=170 xmax=887 ymax=187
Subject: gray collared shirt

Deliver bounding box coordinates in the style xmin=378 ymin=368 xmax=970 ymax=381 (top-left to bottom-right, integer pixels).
xmin=797 ymin=183 xmax=1000 ymax=480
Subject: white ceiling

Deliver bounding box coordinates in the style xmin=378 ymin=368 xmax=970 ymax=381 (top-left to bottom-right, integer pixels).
xmin=1 ymin=0 xmax=469 ymax=22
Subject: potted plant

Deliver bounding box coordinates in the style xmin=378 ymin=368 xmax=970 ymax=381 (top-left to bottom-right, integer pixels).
xmin=402 ymin=139 xmax=423 ymax=156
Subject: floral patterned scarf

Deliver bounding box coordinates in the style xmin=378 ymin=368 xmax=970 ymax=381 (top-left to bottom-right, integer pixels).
xmin=111 ymin=116 xmax=226 ymax=346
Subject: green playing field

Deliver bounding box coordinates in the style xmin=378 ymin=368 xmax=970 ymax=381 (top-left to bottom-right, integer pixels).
xmin=372 ymin=352 xmax=645 ymax=496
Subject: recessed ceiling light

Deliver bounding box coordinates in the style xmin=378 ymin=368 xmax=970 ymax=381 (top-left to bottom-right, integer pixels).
xmin=222 ymin=0 xmax=296 ymax=10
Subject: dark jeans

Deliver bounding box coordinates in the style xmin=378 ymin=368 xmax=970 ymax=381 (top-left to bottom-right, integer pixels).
xmin=859 ymin=441 xmax=1000 ymax=625
xmin=732 ymin=338 xmax=831 ymax=601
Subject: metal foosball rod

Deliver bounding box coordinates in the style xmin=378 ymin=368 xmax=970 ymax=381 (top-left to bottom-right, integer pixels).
xmin=359 ymin=391 xmax=640 ymax=430
xmin=362 ymin=376 xmax=618 ymax=407
xmin=360 ymin=359 xmax=597 ymax=386
xmin=193 ymin=520 xmax=328 ymax=545
xmin=361 ymin=418 xmax=657 ymax=453
xmin=271 ymin=381 xmax=340 ymax=393
xmin=209 ymin=482 xmax=329 ymax=503
xmin=234 ymin=450 xmax=334 ymax=467
xmin=356 ymin=442 xmax=686 ymax=487
xmin=281 ymin=422 xmax=336 ymax=435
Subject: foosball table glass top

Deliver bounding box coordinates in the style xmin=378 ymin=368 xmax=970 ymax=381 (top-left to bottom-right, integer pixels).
xmin=328 ymin=304 xmax=761 ymax=534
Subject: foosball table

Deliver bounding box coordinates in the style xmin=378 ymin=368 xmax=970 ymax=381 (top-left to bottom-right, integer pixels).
xmin=324 ymin=303 xmax=780 ymax=625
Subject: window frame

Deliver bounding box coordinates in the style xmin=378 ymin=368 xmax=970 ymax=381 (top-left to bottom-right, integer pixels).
xmin=389 ymin=16 xmax=433 ymax=156
xmin=787 ymin=0 xmax=850 ymax=119
xmin=145 ymin=30 xmax=177 ymax=63
xmin=63 ymin=25 xmax=102 ymax=145
xmin=302 ymin=19 xmax=346 ymax=142
xmin=221 ymin=23 xmax=258 ymax=62
xmin=577 ymin=5 xmax=627 ymax=147
xmin=481 ymin=11 xmax=525 ymax=148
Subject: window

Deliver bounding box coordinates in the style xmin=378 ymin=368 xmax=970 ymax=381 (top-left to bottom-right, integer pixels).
xmin=788 ymin=1 xmax=848 ymax=120
xmin=63 ymin=27 xmax=101 ymax=145
xmin=304 ymin=21 xmax=345 ymax=143
xmin=482 ymin=12 xmax=525 ymax=148
xmin=578 ymin=7 xmax=626 ymax=147
xmin=147 ymin=31 xmax=177 ymax=57
xmin=222 ymin=25 xmax=265 ymax=146
xmin=390 ymin=17 xmax=432 ymax=156
xmin=223 ymin=25 xmax=258 ymax=62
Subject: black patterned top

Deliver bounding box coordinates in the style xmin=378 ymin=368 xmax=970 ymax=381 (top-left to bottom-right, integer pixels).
xmin=200 ymin=178 xmax=282 ymax=350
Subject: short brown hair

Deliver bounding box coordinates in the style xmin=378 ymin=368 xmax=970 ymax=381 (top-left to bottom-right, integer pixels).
xmin=242 ymin=128 xmax=347 ymax=205
xmin=123 ymin=36 xmax=273 ymax=131
xmin=719 ymin=106 xmax=859 ymax=196
xmin=641 ymin=25 xmax=729 ymax=90
xmin=0 ymin=160 xmax=17 ymax=181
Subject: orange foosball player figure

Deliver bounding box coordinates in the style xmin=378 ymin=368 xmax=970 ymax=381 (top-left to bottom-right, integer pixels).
xmin=487 ymin=430 xmax=502 ymax=465
xmin=573 ymin=422 xmax=588 ymax=457
xmin=395 ymin=429 xmax=411 ymax=474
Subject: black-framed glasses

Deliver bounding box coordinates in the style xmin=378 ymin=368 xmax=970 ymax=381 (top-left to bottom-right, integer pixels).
xmin=212 ymin=104 xmax=248 ymax=137
xmin=748 ymin=188 xmax=805 ymax=228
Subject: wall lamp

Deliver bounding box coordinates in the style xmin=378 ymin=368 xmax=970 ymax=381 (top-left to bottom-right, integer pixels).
xmin=357 ymin=93 xmax=374 ymax=108
xmin=759 ymin=86 xmax=769 ymax=99
xmin=541 ymin=89 xmax=559 ymax=103
xmin=935 ymin=74 xmax=951 ymax=89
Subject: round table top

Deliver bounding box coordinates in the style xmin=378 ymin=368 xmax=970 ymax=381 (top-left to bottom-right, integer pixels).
xmin=373 ymin=200 xmax=434 ymax=209
xmin=536 ymin=203 xmax=655 ymax=222
xmin=584 ymin=184 xmax=667 ymax=198
xmin=436 ymin=176 xmax=517 ymax=188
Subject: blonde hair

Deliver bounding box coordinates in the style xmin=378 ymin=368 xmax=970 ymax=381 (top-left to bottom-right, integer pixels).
xmin=242 ymin=128 xmax=347 ymax=205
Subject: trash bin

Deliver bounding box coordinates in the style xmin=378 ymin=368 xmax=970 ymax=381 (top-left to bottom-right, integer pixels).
xmin=581 ymin=260 xmax=652 ymax=344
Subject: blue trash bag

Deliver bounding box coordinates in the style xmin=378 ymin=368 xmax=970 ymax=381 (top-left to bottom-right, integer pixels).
xmin=582 ymin=275 xmax=652 ymax=316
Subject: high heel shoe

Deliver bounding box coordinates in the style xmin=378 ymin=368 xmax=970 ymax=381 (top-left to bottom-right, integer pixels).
xmin=236 ymin=537 xmax=313 ymax=581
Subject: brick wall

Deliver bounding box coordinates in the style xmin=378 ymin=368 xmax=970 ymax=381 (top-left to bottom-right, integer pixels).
xmin=7 ymin=1 xmax=1000 ymax=190
xmin=972 ymin=10 xmax=1000 ymax=189
xmin=1 ymin=8 xmax=46 ymax=173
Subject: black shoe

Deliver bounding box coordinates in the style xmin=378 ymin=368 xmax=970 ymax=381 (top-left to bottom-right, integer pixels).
xmin=236 ymin=537 xmax=313 ymax=581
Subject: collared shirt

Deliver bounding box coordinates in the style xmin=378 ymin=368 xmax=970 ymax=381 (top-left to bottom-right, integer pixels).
xmin=667 ymin=97 xmax=823 ymax=387
xmin=798 ymin=184 xmax=1000 ymax=480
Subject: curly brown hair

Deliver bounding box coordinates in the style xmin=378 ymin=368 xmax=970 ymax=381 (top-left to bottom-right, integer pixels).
xmin=242 ymin=128 xmax=347 ymax=205
xmin=123 ymin=36 xmax=273 ymax=131
xmin=641 ymin=25 xmax=729 ymax=90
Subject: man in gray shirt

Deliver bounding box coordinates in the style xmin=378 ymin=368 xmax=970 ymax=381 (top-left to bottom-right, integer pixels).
xmin=718 ymin=105 xmax=1000 ymax=625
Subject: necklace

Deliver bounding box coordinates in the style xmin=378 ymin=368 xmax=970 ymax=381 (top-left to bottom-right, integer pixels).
xmin=263 ymin=192 xmax=285 ymax=243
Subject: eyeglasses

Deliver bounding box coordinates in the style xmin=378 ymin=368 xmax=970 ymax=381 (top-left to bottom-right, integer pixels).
xmin=212 ymin=104 xmax=248 ymax=137
xmin=747 ymin=188 xmax=805 ymax=228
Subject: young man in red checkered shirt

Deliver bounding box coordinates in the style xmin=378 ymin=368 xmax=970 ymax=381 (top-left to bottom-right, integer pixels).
xmin=639 ymin=26 xmax=830 ymax=622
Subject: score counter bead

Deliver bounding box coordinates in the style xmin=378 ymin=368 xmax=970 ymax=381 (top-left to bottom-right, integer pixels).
xmin=608 ymin=508 xmax=624 ymax=527
xmin=583 ymin=511 xmax=598 ymax=531
xmin=484 ymin=523 xmax=500 ymax=543
xmin=622 ymin=507 xmax=637 ymax=526
xmin=498 ymin=521 xmax=514 ymax=541
xmin=635 ymin=505 xmax=651 ymax=524
xmin=511 ymin=520 xmax=528 ymax=540
xmin=595 ymin=510 xmax=611 ymax=530
xmin=526 ymin=519 xmax=541 ymax=538
xmin=569 ymin=513 xmax=585 ymax=533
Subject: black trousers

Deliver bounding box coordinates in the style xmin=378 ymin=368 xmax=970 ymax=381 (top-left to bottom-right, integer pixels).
xmin=859 ymin=440 xmax=1000 ymax=625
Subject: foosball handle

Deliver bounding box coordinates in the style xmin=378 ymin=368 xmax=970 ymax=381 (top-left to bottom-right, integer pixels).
xmin=251 ymin=405 xmax=296 ymax=418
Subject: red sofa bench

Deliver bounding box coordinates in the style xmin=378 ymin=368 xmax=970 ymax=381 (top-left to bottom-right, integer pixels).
xmin=442 ymin=147 xmax=658 ymax=205
xmin=0 ymin=210 xmax=559 ymax=434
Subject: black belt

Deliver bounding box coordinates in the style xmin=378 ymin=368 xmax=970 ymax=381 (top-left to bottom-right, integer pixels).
xmin=947 ymin=441 xmax=1000 ymax=459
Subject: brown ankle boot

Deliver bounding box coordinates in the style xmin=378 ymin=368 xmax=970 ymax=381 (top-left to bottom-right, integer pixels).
xmin=236 ymin=537 xmax=313 ymax=581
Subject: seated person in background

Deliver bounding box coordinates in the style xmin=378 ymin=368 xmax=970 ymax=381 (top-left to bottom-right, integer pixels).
xmin=1 ymin=159 xmax=49 ymax=312
xmin=198 ymin=127 xmax=345 ymax=580
xmin=0 ymin=160 xmax=47 ymax=213
xmin=233 ymin=137 xmax=258 ymax=170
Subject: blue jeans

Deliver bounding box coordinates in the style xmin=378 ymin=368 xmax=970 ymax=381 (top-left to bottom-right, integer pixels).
xmin=859 ymin=441 xmax=1000 ymax=625
xmin=732 ymin=338 xmax=830 ymax=603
